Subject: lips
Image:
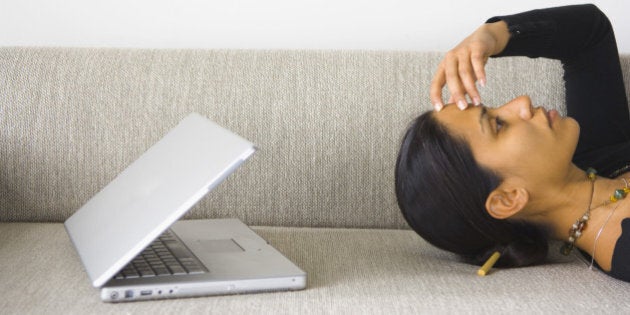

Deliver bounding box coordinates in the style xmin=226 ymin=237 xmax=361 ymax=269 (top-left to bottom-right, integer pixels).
xmin=539 ymin=107 xmax=557 ymax=128
xmin=548 ymin=109 xmax=559 ymax=127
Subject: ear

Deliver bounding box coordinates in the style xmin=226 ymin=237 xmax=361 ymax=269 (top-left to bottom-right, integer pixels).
xmin=485 ymin=186 xmax=529 ymax=220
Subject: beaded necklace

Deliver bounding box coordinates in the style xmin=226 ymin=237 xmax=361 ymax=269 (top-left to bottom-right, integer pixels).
xmin=560 ymin=168 xmax=630 ymax=256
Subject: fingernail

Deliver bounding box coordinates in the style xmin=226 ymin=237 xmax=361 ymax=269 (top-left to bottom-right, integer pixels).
xmin=478 ymin=78 xmax=486 ymax=88
xmin=457 ymin=100 xmax=467 ymax=110
xmin=434 ymin=102 xmax=444 ymax=112
xmin=473 ymin=97 xmax=481 ymax=106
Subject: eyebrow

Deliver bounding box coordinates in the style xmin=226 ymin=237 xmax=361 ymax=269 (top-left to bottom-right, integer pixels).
xmin=479 ymin=106 xmax=487 ymax=134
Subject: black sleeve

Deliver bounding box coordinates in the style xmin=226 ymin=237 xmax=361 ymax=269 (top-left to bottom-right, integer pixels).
xmin=610 ymin=219 xmax=630 ymax=282
xmin=486 ymin=4 xmax=630 ymax=174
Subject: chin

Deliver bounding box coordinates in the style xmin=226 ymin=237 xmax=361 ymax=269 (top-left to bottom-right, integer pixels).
xmin=569 ymin=117 xmax=580 ymax=140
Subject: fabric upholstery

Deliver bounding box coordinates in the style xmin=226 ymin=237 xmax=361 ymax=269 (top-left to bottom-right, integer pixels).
xmin=2 ymin=223 xmax=630 ymax=314
xmin=2 ymin=48 xmax=630 ymax=313
xmin=6 ymin=48 xmax=628 ymax=227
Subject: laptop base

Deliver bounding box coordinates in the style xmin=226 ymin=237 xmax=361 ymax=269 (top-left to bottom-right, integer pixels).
xmin=101 ymin=219 xmax=306 ymax=302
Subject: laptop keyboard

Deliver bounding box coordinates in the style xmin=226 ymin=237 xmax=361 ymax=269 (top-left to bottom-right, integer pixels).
xmin=114 ymin=230 xmax=207 ymax=280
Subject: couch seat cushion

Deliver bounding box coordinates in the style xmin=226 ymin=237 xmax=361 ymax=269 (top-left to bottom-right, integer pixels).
xmin=1 ymin=222 xmax=629 ymax=313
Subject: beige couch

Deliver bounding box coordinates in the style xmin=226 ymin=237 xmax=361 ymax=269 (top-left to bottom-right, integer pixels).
xmin=2 ymin=47 xmax=630 ymax=314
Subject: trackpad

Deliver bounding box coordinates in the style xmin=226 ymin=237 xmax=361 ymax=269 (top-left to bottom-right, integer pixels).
xmin=195 ymin=239 xmax=244 ymax=253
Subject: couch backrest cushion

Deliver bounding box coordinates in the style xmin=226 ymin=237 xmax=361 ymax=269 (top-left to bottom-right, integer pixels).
xmin=1 ymin=48 xmax=628 ymax=228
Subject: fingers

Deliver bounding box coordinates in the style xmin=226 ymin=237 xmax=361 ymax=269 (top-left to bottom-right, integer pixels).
xmin=444 ymin=54 xmax=469 ymax=110
xmin=430 ymin=54 xmax=469 ymax=112
xmin=471 ymin=51 xmax=487 ymax=89
xmin=430 ymin=64 xmax=447 ymax=111
xmin=457 ymin=55 xmax=482 ymax=107
xmin=430 ymin=48 xmax=489 ymax=112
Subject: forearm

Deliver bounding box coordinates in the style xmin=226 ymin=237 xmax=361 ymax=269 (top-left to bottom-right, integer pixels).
xmin=428 ymin=3 xmax=625 ymax=113
xmin=487 ymin=4 xmax=613 ymax=60
xmin=487 ymin=4 xmax=630 ymax=163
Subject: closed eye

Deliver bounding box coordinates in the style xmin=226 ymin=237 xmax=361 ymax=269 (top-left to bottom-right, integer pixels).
xmin=495 ymin=116 xmax=505 ymax=132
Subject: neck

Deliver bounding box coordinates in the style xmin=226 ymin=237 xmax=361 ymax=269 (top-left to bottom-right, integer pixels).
xmin=520 ymin=165 xmax=625 ymax=245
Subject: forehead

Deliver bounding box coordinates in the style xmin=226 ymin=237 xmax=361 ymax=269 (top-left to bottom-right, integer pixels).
xmin=434 ymin=104 xmax=485 ymax=139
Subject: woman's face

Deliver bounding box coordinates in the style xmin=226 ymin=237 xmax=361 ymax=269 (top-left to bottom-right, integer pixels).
xmin=434 ymin=96 xmax=580 ymax=184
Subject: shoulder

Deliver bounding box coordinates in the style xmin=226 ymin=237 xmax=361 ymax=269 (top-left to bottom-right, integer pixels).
xmin=593 ymin=209 xmax=630 ymax=272
xmin=607 ymin=217 xmax=630 ymax=278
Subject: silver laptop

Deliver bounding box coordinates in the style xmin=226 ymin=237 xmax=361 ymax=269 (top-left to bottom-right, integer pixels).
xmin=64 ymin=113 xmax=306 ymax=302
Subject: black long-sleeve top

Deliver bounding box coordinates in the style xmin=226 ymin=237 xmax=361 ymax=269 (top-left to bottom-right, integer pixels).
xmin=487 ymin=4 xmax=630 ymax=282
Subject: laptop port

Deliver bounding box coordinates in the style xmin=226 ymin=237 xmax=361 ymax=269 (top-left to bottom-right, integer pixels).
xmin=140 ymin=290 xmax=153 ymax=296
xmin=124 ymin=290 xmax=134 ymax=298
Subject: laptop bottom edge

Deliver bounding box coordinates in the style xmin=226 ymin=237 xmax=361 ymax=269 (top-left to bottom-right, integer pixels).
xmin=101 ymin=275 xmax=307 ymax=302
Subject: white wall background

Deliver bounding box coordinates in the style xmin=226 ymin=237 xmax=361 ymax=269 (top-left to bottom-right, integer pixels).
xmin=0 ymin=0 xmax=627 ymax=53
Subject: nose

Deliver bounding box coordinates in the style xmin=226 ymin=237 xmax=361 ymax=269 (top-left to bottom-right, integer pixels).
xmin=501 ymin=95 xmax=533 ymax=120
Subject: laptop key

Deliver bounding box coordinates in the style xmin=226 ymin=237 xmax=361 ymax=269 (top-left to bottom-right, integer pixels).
xmin=164 ymin=243 xmax=192 ymax=259
xmin=180 ymin=259 xmax=204 ymax=272
xmin=115 ymin=230 xmax=208 ymax=280
xmin=138 ymin=269 xmax=156 ymax=277
xmin=122 ymin=270 xmax=139 ymax=278
xmin=154 ymin=267 xmax=171 ymax=276
xmin=168 ymin=265 xmax=187 ymax=275
xmin=184 ymin=265 xmax=205 ymax=274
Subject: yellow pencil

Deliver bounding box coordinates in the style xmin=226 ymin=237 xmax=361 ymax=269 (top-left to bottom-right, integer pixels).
xmin=477 ymin=251 xmax=501 ymax=276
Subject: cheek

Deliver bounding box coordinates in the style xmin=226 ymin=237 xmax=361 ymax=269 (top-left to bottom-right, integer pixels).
xmin=471 ymin=122 xmax=578 ymax=178
xmin=510 ymin=124 xmax=577 ymax=168
xmin=501 ymin=127 xmax=542 ymax=153
xmin=473 ymin=130 xmax=546 ymax=171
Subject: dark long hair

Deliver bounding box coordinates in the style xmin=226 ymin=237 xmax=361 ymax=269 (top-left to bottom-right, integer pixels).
xmin=395 ymin=111 xmax=548 ymax=267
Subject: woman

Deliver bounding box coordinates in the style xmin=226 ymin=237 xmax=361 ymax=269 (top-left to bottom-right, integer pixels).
xmin=395 ymin=4 xmax=630 ymax=281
